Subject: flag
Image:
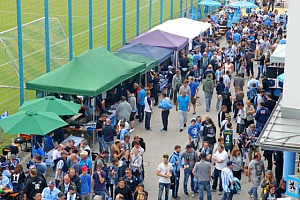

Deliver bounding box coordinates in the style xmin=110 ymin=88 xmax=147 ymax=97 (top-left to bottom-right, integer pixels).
xmin=0 ymin=111 xmax=8 ymax=120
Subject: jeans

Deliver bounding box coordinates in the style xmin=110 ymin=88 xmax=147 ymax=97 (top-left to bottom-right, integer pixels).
xmin=268 ymin=1 xmax=274 ymax=11
xmin=199 ymin=181 xmax=212 ymax=200
xmin=179 ymin=110 xmax=187 ymax=129
xmin=172 ymin=171 xmax=180 ymax=198
xmin=103 ymin=140 xmax=114 ymax=162
xmin=93 ymin=191 xmax=106 ymax=200
xmin=256 ymin=65 xmax=263 ymax=79
xmin=158 ymin=182 xmax=170 ymax=200
xmin=221 ymin=191 xmax=233 ymax=200
xmin=246 ymin=62 xmax=254 ymax=77
xmin=167 ymin=83 xmax=173 ymax=100
xmin=153 ymin=87 xmax=159 ymax=104
xmin=173 ymin=85 xmax=180 ymax=104
xmin=216 ymin=94 xmax=222 ymax=111
xmin=98 ymin=137 xmax=104 ymax=153
xmin=204 ymin=92 xmax=212 ymax=111
xmin=81 ymin=194 xmax=91 ymax=200
xmin=137 ymin=104 xmax=145 ymax=122
xmin=212 ymin=168 xmax=223 ymax=192
xmin=248 ymin=187 xmax=258 ymax=200
xmin=145 ymin=112 xmax=151 ymax=130
xmin=183 ymin=168 xmax=194 ymax=193
xmin=161 ymin=110 xmax=170 ymax=131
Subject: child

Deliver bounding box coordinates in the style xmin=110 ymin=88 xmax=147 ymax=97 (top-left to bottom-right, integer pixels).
xmin=187 ymin=119 xmax=201 ymax=151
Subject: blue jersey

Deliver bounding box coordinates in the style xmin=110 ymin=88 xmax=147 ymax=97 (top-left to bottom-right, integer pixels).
xmin=177 ymin=95 xmax=190 ymax=111
xmin=188 ymin=125 xmax=200 ymax=139
xmin=189 ymin=82 xmax=198 ymax=96
xmin=137 ymin=89 xmax=146 ymax=105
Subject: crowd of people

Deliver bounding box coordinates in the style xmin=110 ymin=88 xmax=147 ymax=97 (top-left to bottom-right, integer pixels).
xmin=0 ymin=1 xmax=289 ymax=200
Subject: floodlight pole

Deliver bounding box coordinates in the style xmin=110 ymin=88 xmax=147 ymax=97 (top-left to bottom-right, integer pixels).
xmin=89 ymin=0 xmax=93 ymax=49
xmin=44 ymin=0 xmax=50 ymax=73
xmin=68 ymin=0 xmax=73 ymax=61
xmin=122 ymin=0 xmax=126 ymax=45
xmin=16 ymin=0 xmax=24 ymax=105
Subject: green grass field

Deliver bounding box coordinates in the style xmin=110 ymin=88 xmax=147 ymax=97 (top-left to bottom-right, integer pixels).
xmin=0 ymin=0 xmax=197 ymax=147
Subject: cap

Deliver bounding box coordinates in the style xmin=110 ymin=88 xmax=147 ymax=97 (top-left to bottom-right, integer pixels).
xmin=1 ymin=163 xmax=8 ymax=168
xmin=29 ymin=165 xmax=36 ymax=170
xmin=81 ymin=166 xmax=88 ymax=171
xmin=69 ymin=185 xmax=77 ymax=190
xmin=185 ymin=144 xmax=192 ymax=149
xmin=48 ymin=180 xmax=55 ymax=186
xmin=200 ymin=152 xmax=206 ymax=158
xmin=227 ymin=161 xmax=235 ymax=166
xmin=58 ymin=192 xmax=65 ymax=198
xmin=10 ymin=154 xmax=16 ymax=160
xmin=80 ymin=151 xmax=88 ymax=157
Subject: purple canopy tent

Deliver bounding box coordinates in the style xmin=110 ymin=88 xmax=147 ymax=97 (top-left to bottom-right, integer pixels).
xmin=127 ymin=30 xmax=189 ymax=51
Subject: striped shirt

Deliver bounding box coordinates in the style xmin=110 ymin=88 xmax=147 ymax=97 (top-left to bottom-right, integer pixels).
xmin=55 ymin=160 xmax=65 ymax=180
xmin=221 ymin=167 xmax=234 ymax=193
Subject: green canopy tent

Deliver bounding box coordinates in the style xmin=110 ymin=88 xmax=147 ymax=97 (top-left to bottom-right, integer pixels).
xmin=114 ymin=52 xmax=159 ymax=73
xmin=26 ymin=47 xmax=146 ymax=96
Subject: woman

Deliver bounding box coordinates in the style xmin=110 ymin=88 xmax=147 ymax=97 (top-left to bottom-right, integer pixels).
xmin=202 ymin=117 xmax=217 ymax=147
xmin=254 ymin=48 xmax=265 ymax=80
xmin=276 ymin=180 xmax=286 ymax=198
xmin=233 ymin=86 xmax=244 ymax=119
xmin=137 ymin=192 xmax=147 ymax=200
xmin=238 ymin=60 xmax=246 ymax=78
xmin=112 ymin=140 xmax=124 ymax=160
xmin=231 ymin=147 xmax=242 ymax=180
xmin=11 ymin=163 xmax=26 ymax=192
xmin=261 ymin=170 xmax=277 ymax=196
xmin=133 ymin=184 xmax=149 ymax=200
xmin=261 ymin=184 xmax=277 ymax=200
xmin=122 ymin=149 xmax=132 ymax=168
xmin=221 ymin=87 xmax=232 ymax=112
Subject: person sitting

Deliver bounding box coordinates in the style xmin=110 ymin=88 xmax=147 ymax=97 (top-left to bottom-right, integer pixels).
xmin=261 ymin=184 xmax=278 ymax=200
xmin=276 ymin=179 xmax=286 ymax=198
xmin=44 ymin=132 xmax=55 ymax=152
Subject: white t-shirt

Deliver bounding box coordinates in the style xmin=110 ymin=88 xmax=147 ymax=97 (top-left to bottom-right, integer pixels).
xmin=223 ymin=75 xmax=230 ymax=86
xmin=52 ymin=149 xmax=61 ymax=161
xmin=214 ymin=150 xmax=228 ymax=170
xmin=157 ymin=162 xmax=172 ymax=183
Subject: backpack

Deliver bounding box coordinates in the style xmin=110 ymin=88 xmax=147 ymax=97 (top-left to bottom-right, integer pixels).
xmin=53 ymin=157 xmax=69 ymax=172
xmin=229 ymin=177 xmax=242 ymax=194
xmin=247 ymin=88 xmax=257 ymax=100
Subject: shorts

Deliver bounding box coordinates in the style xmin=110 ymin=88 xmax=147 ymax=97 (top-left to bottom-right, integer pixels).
xmin=129 ymin=112 xmax=136 ymax=121
xmin=191 ymin=96 xmax=196 ymax=105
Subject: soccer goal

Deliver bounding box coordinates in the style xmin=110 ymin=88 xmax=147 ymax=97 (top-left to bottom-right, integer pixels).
xmin=0 ymin=17 xmax=69 ymax=114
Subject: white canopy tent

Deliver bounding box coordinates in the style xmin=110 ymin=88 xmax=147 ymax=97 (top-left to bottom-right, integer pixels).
xmin=150 ymin=18 xmax=211 ymax=50
xmin=271 ymin=44 xmax=286 ymax=63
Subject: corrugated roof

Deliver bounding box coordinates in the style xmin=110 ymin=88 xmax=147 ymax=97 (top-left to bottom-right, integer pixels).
xmin=256 ymin=96 xmax=300 ymax=152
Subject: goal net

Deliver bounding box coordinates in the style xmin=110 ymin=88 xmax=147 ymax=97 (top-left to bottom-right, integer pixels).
xmin=0 ymin=17 xmax=69 ymax=114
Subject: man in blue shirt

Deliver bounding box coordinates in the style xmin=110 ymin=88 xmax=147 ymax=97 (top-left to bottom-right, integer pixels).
xmin=232 ymin=31 xmax=241 ymax=43
xmin=188 ymin=77 xmax=199 ymax=115
xmin=176 ymin=90 xmax=191 ymax=132
xmin=137 ymin=84 xmax=146 ymax=123
xmin=188 ymin=119 xmax=201 ymax=148
xmin=221 ymin=162 xmax=234 ymax=200
xmin=42 ymin=180 xmax=60 ymax=200
xmin=255 ymin=102 xmax=270 ymax=132
xmin=169 ymin=145 xmax=182 ymax=199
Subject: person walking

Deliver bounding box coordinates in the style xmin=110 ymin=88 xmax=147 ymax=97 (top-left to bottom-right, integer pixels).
xmin=159 ymin=93 xmax=172 ymax=132
xmin=192 ymin=152 xmax=212 ymax=200
xmin=172 ymin=70 xmax=182 ymax=104
xmin=176 ymin=90 xmax=191 ymax=132
xmin=203 ymin=74 xmax=214 ymax=112
xmin=181 ymin=144 xmax=199 ymax=196
xmin=156 ymin=154 xmax=172 ymax=200
xmin=169 ymin=145 xmax=182 ymax=199
xmin=212 ymin=145 xmax=228 ymax=195
xmin=188 ymin=76 xmax=199 ymax=115
xmin=137 ymin=84 xmax=146 ymax=123
xmin=221 ymin=161 xmax=235 ymax=200
xmin=127 ymin=90 xmax=137 ymax=132
xmin=248 ymin=152 xmax=265 ymax=200
xmin=144 ymin=91 xmax=153 ymax=131
xmin=102 ymin=118 xmax=117 ymax=162
xmin=116 ymin=96 xmax=132 ymax=122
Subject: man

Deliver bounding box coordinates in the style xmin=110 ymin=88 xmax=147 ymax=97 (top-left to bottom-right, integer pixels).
xmin=178 ymin=53 xmax=190 ymax=78
xmin=223 ymin=70 xmax=231 ymax=88
xmin=137 ymin=84 xmax=146 ymax=123
xmin=101 ymin=118 xmax=116 ymax=162
xmin=255 ymin=102 xmax=270 ymax=132
xmin=176 ymin=90 xmax=191 ymax=132
xmin=216 ymin=77 xmax=225 ymax=111
xmin=264 ymin=93 xmax=276 ymax=113
xmin=127 ymin=90 xmax=137 ymax=132
xmin=187 ymin=119 xmax=201 ymax=150
xmin=236 ymin=102 xmax=246 ymax=134
xmin=116 ymin=96 xmax=132 ymax=122
xmin=200 ymin=52 xmax=210 ymax=75
xmin=160 ymin=93 xmax=171 ymax=132
xmin=245 ymin=124 xmax=260 ymax=161
xmin=222 ymin=123 xmax=235 ymax=154
xmin=114 ymin=178 xmax=132 ymax=200
xmin=221 ymin=162 xmax=235 ymax=200
xmin=92 ymin=164 xmax=106 ymax=199
xmin=256 ymin=89 xmax=266 ymax=109
xmin=181 ymin=144 xmax=199 ymax=196
xmin=188 ymin=76 xmax=199 ymax=115
xmin=54 ymin=150 xmax=69 ymax=187
xmin=8 ymin=154 xmax=20 ymax=173
xmin=247 ymin=76 xmax=260 ymax=89
xmin=245 ymin=100 xmax=256 ymax=128
xmin=69 ymin=167 xmax=82 ymax=195
xmin=123 ymin=168 xmax=139 ymax=194
xmin=41 ymin=180 xmax=60 ymax=200
xmin=79 ymin=151 xmax=93 ymax=175
xmin=66 ymin=185 xmax=82 ymax=200
xmin=169 ymin=145 xmax=182 ymax=199
xmin=172 ymin=70 xmax=182 ymax=104
xmin=203 ymin=74 xmax=214 ymax=112
xmin=144 ymin=91 xmax=153 ymax=131
xmin=203 ymin=64 xmax=216 ymax=83
xmin=218 ymin=105 xmax=227 ymax=130
xmin=69 ymin=153 xmax=81 ymax=175
xmin=121 ymin=134 xmax=131 ymax=151
xmin=179 ymin=80 xmax=191 ymax=97
xmin=212 ymin=145 xmax=228 ymax=195
xmin=232 ymin=31 xmax=241 ymax=43
xmin=156 ymin=154 xmax=172 ymax=200
xmin=58 ymin=174 xmax=76 ymax=196
xmin=193 ymin=152 xmax=212 ymax=200
xmin=80 ymin=166 xmax=92 ymax=200
xmin=64 ymin=139 xmax=76 ymax=153
xmin=79 ymin=139 xmax=91 ymax=158
xmin=23 ymin=169 xmax=47 ymax=200
xmin=233 ymin=73 xmax=244 ymax=91
xmin=248 ymin=152 xmax=265 ymax=200
xmin=199 ymin=141 xmax=213 ymax=162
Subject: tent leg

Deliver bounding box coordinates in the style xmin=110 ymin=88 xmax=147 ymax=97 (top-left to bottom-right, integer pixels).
xmin=92 ymin=101 xmax=95 ymax=150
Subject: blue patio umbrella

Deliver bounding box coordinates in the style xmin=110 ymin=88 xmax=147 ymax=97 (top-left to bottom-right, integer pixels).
xmin=231 ymin=1 xmax=258 ymax=9
xmin=277 ymin=73 xmax=284 ymax=83
xmin=199 ymin=0 xmax=222 ymax=7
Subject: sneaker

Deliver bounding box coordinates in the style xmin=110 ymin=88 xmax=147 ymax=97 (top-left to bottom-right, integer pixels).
xmin=250 ymin=194 xmax=254 ymax=198
xmin=218 ymin=191 xmax=222 ymax=195
xmin=160 ymin=128 xmax=164 ymax=131
xmin=191 ymin=192 xmax=195 ymax=197
xmin=193 ymin=112 xmax=196 ymax=115
xmin=129 ymin=128 xmax=135 ymax=133
xmin=184 ymin=192 xmax=189 ymax=196
xmin=184 ymin=124 xmax=187 ymax=127
xmin=180 ymin=129 xmax=183 ymax=132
